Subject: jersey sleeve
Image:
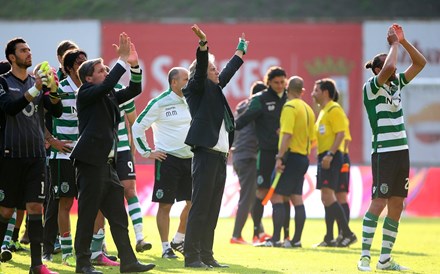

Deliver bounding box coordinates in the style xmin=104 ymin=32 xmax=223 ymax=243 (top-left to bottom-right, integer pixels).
xmin=329 ymin=107 xmax=348 ymax=134
xmin=132 ymin=99 xmax=160 ymax=157
xmin=235 ymin=94 xmax=263 ymax=130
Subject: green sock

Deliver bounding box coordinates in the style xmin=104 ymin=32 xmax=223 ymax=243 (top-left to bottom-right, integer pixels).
xmin=1 ymin=210 xmax=16 ymax=249
xmin=90 ymin=229 xmax=104 ymax=260
xmin=60 ymin=232 xmax=73 ymax=259
xmin=127 ymin=196 xmax=144 ymax=242
xmin=379 ymin=217 xmax=399 ymax=262
xmin=361 ymin=211 xmax=378 ymax=258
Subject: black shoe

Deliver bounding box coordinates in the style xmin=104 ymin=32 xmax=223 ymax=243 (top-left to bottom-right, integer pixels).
xmin=203 ymin=259 xmax=229 ymax=268
xmin=184 ymin=261 xmax=212 ymax=268
xmin=42 ymin=253 xmax=53 ymax=262
xmin=337 ymin=233 xmax=358 ymax=247
xmin=170 ymin=240 xmax=184 ymax=255
xmin=120 ymin=261 xmax=155 ymax=273
xmin=135 ymin=240 xmax=152 ymax=253
xmin=75 ymin=265 xmax=103 ymax=274
xmin=313 ymin=237 xmax=337 ymax=247
xmin=162 ymin=248 xmax=178 ymax=259
xmin=0 ymin=249 xmax=12 ymax=262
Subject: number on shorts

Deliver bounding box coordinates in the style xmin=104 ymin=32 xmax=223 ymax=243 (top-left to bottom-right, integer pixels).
xmin=127 ymin=161 xmax=134 ymax=173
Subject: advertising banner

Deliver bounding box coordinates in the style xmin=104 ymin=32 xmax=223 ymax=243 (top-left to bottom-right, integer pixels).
xmin=68 ymin=164 xmax=440 ymax=218
xmin=101 ymin=22 xmax=364 ymax=164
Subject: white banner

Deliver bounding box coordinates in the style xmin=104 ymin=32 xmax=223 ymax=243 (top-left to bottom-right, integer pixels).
xmin=0 ymin=20 xmax=101 ymax=71
xmin=362 ymin=21 xmax=440 ymax=165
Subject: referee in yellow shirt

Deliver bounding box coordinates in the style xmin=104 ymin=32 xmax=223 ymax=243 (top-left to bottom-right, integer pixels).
xmin=312 ymin=78 xmax=357 ymax=248
xmin=266 ymin=76 xmax=315 ymax=247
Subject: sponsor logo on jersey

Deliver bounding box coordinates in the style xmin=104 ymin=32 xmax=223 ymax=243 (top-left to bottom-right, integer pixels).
xmin=257 ymin=175 xmax=264 ymax=185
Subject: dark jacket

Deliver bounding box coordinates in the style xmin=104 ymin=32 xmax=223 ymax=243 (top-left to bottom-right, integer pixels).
xmin=70 ymin=63 xmax=141 ymax=166
xmin=235 ymin=87 xmax=287 ymax=150
xmin=183 ymin=48 xmax=243 ymax=149
xmin=231 ymin=98 xmax=258 ymax=161
xmin=0 ymin=72 xmax=62 ymax=158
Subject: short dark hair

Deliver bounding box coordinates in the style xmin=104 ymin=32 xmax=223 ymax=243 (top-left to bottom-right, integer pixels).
xmin=63 ymin=49 xmax=87 ymax=76
xmin=287 ymin=76 xmax=304 ymax=94
xmin=168 ymin=68 xmax=180 ymax=86
xmin=0 ymin=60 xmax=11 ymax=75
xmin=57 ymin=40 xmax=78 ymax=58
xmin=316 ymin=78 xmax=339 ymax=102
xmin=250 ymin=81 xmax=266 ymax=96
xmin=264 ymin=66 xmax=286 ymax=85
xmin=365 ymin=53 xmax=387 ymax=75
xmin=78 ymin=58 xmax=103 ymax=84
xmin=5 ymin=37 xmax=26 ymax=63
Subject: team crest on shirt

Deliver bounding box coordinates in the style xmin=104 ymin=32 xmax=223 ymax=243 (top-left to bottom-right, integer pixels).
xmin=319 ymin=125 xmax=326 ymax=135
xmin=266 ymin=102 xmax=276 ymax=111
xmin=0 ymin=190 xmax=4 ymax=201
xmin=156 ymin=189 xmax=164 ymax=199
xmin=61 ymin=182 xmax=70 ymax=193
xmin=257 ymin=175 xmax=264 ymax=185
xmin=380 ymin=183 xmax=389 ymax=194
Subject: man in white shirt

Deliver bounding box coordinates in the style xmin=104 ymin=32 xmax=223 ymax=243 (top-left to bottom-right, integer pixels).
xmin=132 ymin=67 xmax=192 ymax=259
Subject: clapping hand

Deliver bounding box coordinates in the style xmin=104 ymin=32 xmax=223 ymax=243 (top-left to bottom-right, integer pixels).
xmin=387 ymin=26 xmax=399 ymax=45
xmin=113 ymin=32 xmax=131 ymax=62
xmin=392 ymin=24 xmax=404 ymax=43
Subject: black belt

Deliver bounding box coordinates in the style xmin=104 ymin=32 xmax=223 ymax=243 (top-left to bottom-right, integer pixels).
xmin=194 ymin=146 xmax=228 ymax=158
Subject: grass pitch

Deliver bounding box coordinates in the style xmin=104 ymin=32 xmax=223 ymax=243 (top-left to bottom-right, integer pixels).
xmin=2 ymin=216 xmax=439 ymax=273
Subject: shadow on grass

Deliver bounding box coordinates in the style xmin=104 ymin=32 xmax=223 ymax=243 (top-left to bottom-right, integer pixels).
xmin=147 ymin=255 xmax=286 ymax=274
xmin=309 ymin=246 xmax=428 ymax=257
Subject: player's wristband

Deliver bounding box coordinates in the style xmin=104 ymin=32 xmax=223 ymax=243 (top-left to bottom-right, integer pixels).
xmin=237 ymin=38 xmax=247 ymax=55
xmin=28 ymin=86 xmax=41 ymax=97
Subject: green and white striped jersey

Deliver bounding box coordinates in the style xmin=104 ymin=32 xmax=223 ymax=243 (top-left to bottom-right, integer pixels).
xmin=115 ymin=83 xmax=136 ymax=152
xmin=50 ymin=77 xmax=79 ymax=160
xmin=363 ymin=72 xmax=409 ymax=153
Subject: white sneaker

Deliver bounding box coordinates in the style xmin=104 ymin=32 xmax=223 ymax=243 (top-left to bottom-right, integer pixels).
xmin=357 ymin=256 xmax=371 ymax=271
xmin=377 ymin=257 xmax=409 ymax=271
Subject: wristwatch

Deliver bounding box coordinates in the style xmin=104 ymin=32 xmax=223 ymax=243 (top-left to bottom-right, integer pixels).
xmin=326 ymin=151 xmax=335 ymax=157
xmin=199 ymin=40 xmax=208 ymax=46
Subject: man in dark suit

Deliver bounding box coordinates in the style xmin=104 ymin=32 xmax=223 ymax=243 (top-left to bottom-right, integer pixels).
xmin=183 ymin=24 xmax=249 ymax=269
xmin=70 ymin=32 xmax=155 ymax=274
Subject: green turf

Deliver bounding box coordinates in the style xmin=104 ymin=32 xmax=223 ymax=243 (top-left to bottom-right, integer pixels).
xmin=2 ymin=216 xmax=439 ymax=273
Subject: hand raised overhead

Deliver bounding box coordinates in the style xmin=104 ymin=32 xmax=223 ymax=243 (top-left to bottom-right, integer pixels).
xmin=113 ymin=32 xmax=131 ymax=62
xmin=191 ymin=24 xmax=207 ymax=41
xmin=387 ymin=26 xmax=399 ymax=45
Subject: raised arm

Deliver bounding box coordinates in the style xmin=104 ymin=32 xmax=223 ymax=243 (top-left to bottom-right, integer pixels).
xmin=376 ymin=26 xmax=399 ymax=87
xmin=192 ymin=24 xmax=207 ymax=52
xmin=393 ymin=24 xmax=427 ymax=82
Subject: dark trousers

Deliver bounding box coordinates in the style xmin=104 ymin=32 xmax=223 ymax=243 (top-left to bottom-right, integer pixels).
xmin=74 ymin=160 xmax=137 ymax=268
xmin=43 ymin=162 xmax=59 ymax=255
xmin=43 ymin=193 xmax=59 ymax=255
xmin=232 ymin=158 xmax=257 ymax=238
xmin=184 ymin=149 xmax=227 ymax=264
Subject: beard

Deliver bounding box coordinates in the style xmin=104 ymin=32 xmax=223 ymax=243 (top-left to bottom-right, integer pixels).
xmin=15 ymin=57 xmax=32 ymax=70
